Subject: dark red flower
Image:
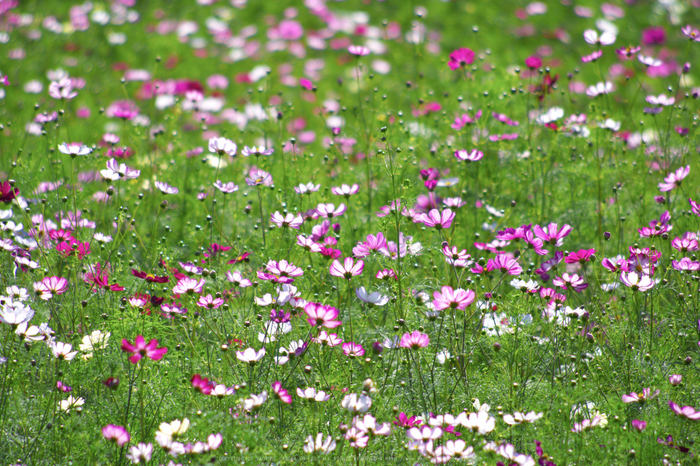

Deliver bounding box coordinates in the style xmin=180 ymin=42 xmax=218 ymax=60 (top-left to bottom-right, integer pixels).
xmin=131 ymin=269 xmax=169 ymax=283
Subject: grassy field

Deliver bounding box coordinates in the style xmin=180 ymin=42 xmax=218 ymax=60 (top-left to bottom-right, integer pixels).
xmin=1 ymin=0 xmax=700 ymax=464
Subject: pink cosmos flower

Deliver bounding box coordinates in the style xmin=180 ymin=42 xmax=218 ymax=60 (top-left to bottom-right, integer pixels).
xmin=348 ymin=45 xmax=370 ymax=56
xmin=442 ymin=245 xmax=472 ymax=268
xmin=454 ymin=149 xmax=483 ymax=162
xmin=155 ymin=181 xmax=178 ymax=195
xmin=102 ymin=424 xmax=131 ymax=446
xmin=622 ymin=388 xmax=660 ymax=403
xmin=272 ymin=381 xmax=292 ymax=404
xmin=400 ymin=331 xmax=430 ymax=349
xmin=241 ymin=146 xmax=274 ymax=157
xmin=330 ymin=257 xmax=364 ymax=280
xmin=672 ymin=258 xmax=700 ymax=271
xmin=489 ymin=255 xmax=523 ymax=276
xmin=294 ymin=182 xmax=321 ymax=195
xmin=208 ymin=137 xmax=237 ymax=156
xmin=331 ymin=184 xmax=360 ymax=197
xmin=213 ymin=180 xmax=239 ymax=194
xmin=552 ymin=273 xmax=588 ymax=292
xmin=196 ymin=294 xmax=224 ymax=310
xmin=342 ymin=342 xmax=365 ymax=357
xmin=101 ymin=159 xmax=140 ymax=180
xmin=416 ymin=208 xmax=455 ymax=229
xmin=689 ymin=198 xmax=700 ymax=216
xmin=304 ymin=302 xmax=342 ymax=329
xmin=172 ymin=277 xmax=205 ymax=295
xmin=668 ymin=401 xmax=700 ymax=420
xmin=296 ymin=235 xmax=323 ymax=253
xmin=658 ymin=166 xmax=690 ymax=192
xmin=376 ymin=269 xmax=397 ymax=280
xmin=246 ymin=167 xmax=273 ymax=186
xmin=33 ymin=276 xmax=68 ymax=300
xmin=443 ymin=197 xmax=466 ymax=209
xmin=671 ymin=236 xmax=699 ymax=252
xmin=448 ymin=48 xmax=475 ymax=70
xmin=270 ymin=211 xmax=303 ymax=229
xmin=620 ymin=271 xmax=654 ymax=292
xmin=49 ymin=78 xmax=78 ymax=100
xmin=266 ymin=260 xmax=303 ymax=280
xmin=121 ymin=336 xmax=168 ymax=364
xmin=631 ymin=420 xmax=647 ymax=431
xmin=533 ymin=223 xmax=572 ymax=246
xmin=451 ymin=111 xmax=482 ymax=130
xmin=314 ymin=330 xmax=343 ymax=346
xmin=316 ymin=203 xmax=347 ymax=218
xmin=432 ymin=286 xmax=476 ymax=311
xmin=682 ymin=25 xmax=700 ymax=41
xmin=669 ymin=375 xmax=682 ymax=386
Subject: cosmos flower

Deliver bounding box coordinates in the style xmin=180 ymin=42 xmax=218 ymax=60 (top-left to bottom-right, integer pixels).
xmin=348 ymin=45 xmax=370 ymax=56
xmin=620 ymin=271 xmax=654 ymax=292
xmin=102 ymin=424 xmax=130 ymax=446
xmin=213 ymin=180 xmax=239 ymax=194
xmin=208 ymin=137 xmax=237 ymax=156
xmin=658 ymin=166 xmax=690 ymax=192
xmin=155 ymin=181 xmax=178 ymax=194
xmin=120 ymin=336 xmax=168 ymax=364
xmin=246 ymin=167 xmax=273 ymax=186
xmin=432 ymin=286 xmax=476 ymax=311
xmin=236 ymin=347 xmax=266 ymax=365
xmin=415 ymin=208 xmax=455 ymax=229
xmin=58 ymin=142 xmax=92 ymax=157
xmin=454 ymin=149 xmax=483 ymax=162
xmin=303 ymin=433 xmax=336 ymax=455
xmin=330 ymin=257 xmax=364 ymax=280
xmin=400 ymin=331 xmax=430 ymax=349
xmin=304 ymin=303 xmax=342 ymax=328
xmin=241 ymin=146 xmax=274 ymax=157
xmin=272 ymin=381 xmax=292 ymax=404
xmin=622 ymin=388 xmax=660 ymax=403
xmin=270 ymin=211 xmax=303 ymax=229
xmin=448 ymin=47 xmax=475 ymax=70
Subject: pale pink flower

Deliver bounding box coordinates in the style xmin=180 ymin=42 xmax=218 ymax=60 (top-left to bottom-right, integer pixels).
xmin=329 ymin=257 xmax=364 ymax=280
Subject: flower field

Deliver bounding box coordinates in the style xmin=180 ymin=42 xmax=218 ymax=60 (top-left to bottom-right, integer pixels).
xmin=1 ymin=0 xmax=700 ymax=464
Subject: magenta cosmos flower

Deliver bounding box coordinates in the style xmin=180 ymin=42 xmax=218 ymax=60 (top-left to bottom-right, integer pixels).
xmin=272 ymin=381 xmax=292 ymax=404
xmin=448 ymin=48 xmax=475 ymax=70
xmin=102 ymin=424 xmax=131 ymax=446
xmin=400 ymin=331 xmax=430 ymax=349
xmin=121 ymin=336 xmax=168 ymax=364
xmin=330 ymin=257 xmax=364 ymax=280
xmin=432 ymin=286 xmax=476 ymax=311
xmin=525 ymin=56 xmax=542 ymax=69
xmin=304 ymin=302 xmax=342 ymax=329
